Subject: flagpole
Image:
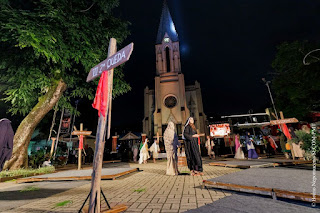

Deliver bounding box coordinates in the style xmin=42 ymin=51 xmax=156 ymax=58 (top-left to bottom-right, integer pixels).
xmin=88 ymin=38 xmax=117 ymax=213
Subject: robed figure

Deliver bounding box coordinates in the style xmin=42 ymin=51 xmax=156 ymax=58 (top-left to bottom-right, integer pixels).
xmin=183 ymin=117 xmax=203 ymax=176
xmin=0 ymin=119 xmax=14 ymax=171
xmin=139 ymin=139 xmax=150 ymax=164
xmin=164 ymin=122 xmax=179 ymax=175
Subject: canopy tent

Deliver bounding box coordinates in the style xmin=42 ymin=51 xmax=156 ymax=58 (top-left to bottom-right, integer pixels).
xmin=119 ymin=132 xmax=140 ymax=141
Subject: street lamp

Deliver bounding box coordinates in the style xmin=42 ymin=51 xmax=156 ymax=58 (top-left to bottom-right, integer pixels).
xmin=262 ymin=78 xmax=279 ymax=121
xmin=303 ymin=49 xmax=320 ymax=65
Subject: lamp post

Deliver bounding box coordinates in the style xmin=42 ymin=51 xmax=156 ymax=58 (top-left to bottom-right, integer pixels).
xmin=262 ymin=78 xmax=279 ymax=121
xmin=303 ymin=49 xmax=320 ymax=65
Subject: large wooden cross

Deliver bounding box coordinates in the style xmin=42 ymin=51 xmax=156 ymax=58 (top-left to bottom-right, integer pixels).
xmin=85 ymin=38 xmax=133 ymax=213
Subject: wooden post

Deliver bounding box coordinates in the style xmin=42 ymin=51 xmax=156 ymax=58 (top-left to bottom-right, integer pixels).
xmin=112 ymin=136 xmax=118 ymax=153
xmin=88 ymin=38 xmax=117 ymax=213
xmin=50 ymin=137 xmax=56 ymax=158
xmin=78 ymin=123 xmax=83 ymax=170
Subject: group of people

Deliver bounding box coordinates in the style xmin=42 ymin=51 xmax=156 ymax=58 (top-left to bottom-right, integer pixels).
xmin=137 ymin=117 xmax=204 ymax=176
xmin=205 ymin=132 xmax=259 ymax=160
xmin=204 ymin=124 xmax=314 ymax=161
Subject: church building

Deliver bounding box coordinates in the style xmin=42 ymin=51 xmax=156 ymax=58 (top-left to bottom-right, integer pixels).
xmin=143 ymin=1 xmax=207 ymax=140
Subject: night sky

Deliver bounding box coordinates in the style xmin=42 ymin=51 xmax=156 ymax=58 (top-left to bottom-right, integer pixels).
xmin=2 ymin=0 xmax=320 ymax=134
xmin=106 ymin=0 xmax=320 ymax=133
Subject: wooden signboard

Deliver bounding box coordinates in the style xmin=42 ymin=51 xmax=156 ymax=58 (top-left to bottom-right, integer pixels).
xmin=270 ymin=118 xmax=298 ymax=125
xmin=72 ymin=131 xmax=92 ymax=136
xmin=86 ymin=43 xmax=134 ymax=82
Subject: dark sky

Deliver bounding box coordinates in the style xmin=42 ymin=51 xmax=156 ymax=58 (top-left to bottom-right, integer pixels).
xmin=2 ymin=0 xmax=320 ymax=134
xmin=107 ymin=0 xmax=320 ymax=132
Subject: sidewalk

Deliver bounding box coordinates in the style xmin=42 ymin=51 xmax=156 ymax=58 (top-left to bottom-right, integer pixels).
xmin=1 ymin=160 xmax=240 ymax=213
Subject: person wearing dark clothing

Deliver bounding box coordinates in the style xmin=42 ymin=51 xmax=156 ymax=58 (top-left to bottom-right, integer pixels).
xmin=173 ymin=133 xmax=180 ymax=162
xmin=0 ymin=118 xmax=14 ymax=171
xmin=183 ymin=117 xmax=203 ymax=176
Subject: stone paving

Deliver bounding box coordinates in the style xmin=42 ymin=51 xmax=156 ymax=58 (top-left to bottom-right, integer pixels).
xmin=3 ymin=160 xmax=240 ymax=213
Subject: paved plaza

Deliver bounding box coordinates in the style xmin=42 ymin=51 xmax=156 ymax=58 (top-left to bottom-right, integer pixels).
xmin=0 ymin=160 xmax=240 ymax=213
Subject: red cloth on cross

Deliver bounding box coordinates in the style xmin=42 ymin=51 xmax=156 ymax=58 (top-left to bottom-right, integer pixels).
xmin=92 ymin=71 xmax=109 ymax=117
xmin=79 ymin=135 xmax=84 ymax=150
xmin=281 ymin=123 xmax=291 ymax=140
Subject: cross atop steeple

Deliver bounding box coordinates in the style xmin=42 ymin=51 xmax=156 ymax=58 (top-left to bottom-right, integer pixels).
xmin=156 ymin=0 xmax=179 ymax=44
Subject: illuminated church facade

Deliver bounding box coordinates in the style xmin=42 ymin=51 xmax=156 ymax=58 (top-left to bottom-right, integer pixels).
xmin=143 ymin=1 xmax=207 ymax=139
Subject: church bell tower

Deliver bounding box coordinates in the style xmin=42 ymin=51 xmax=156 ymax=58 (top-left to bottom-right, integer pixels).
xmin=152 ymin=0 xmax=190 ymax=137
xmin=143 ymin=0 xmax=207 ymax=140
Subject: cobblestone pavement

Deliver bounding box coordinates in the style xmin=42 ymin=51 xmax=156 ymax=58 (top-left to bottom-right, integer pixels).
xmin=3 ymin=159 xmax=240 ymax=213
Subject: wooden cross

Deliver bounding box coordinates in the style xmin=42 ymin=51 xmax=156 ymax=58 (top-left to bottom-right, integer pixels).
xmin=85 ymin=38 xmax=133 ymax=213
xmin=71 ymin=123 xmax=92 ymax=170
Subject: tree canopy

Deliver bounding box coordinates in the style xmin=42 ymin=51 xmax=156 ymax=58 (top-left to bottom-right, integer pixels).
xmin=0 ymin=0 xmax=131 ymax=115
xmin=271 ymin=41 xmax=320 ymax=120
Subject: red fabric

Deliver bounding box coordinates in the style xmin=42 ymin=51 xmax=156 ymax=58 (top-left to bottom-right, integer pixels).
xmin=268 ymin=136 xmax=277 ymax=150
xmin=281 ymin=123 xmax=292 ymax=140
xmin=79 ymin=135 xmax=84 ymax=150
xmin=92 ymin=71 xmax=109 ymax=117
xmin=198 ymin=136 xmax=200 ymax=145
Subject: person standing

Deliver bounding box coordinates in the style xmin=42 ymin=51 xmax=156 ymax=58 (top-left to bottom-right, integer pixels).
xmin=205 ymin=136 xmax=215 ymax=159
xmin=164 ymin=122 xmax=179 ymax=175
xmin=0 ymin=118 xmax=14 ymax=171
xmin=149 ymin=139 xmax=160 ymax=163
xmin=234 ymin=134 xmax=245 ymax=159
xmin=183 ymin=117 xmax=203 ymax=176
xmin=277 ymin=129 xmax=290 ymax=159
xmin=139 ymin=139 xmax=150 ymax=164
xmin=132 ymin=142 xmax=139 ymax=162
xmin=246 ymin=132 xmax=258 ymax=159
xmin=173 ymin=132 xmax=181 ymax=170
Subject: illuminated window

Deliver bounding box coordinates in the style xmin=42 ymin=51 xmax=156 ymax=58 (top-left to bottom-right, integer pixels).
xmin=164 ymin=38 xmax=170 ymax=43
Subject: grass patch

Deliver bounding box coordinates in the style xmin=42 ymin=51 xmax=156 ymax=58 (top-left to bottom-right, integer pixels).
xmin=4 ymin=179 xmax=16 ymax=183
xmin=55 ymin=200 xmax=72 ymax=207
xmin=0 ymin=166 xmax=55 ymax=178
xmin=133 ymin=188 xmax=146 ymax=193
xmin=20 ymin=186 xmax=40 ymax=192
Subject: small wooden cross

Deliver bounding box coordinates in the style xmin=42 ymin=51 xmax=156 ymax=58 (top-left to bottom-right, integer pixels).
xmin=72 ymin=123 xmax=92 ymax=170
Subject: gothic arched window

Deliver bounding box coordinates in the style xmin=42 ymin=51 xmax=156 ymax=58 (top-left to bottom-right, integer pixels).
xmin=165 ymin=47 xmax=170 ymax=72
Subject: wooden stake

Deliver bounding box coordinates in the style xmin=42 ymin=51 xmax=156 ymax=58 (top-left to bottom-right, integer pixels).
xmin=78 ymin=123 xmax=83 ymax=170
xmin=50 ymin=137 xmax=56 ymax=158
xmin=89 ymin=38 xmax=117 ymax=213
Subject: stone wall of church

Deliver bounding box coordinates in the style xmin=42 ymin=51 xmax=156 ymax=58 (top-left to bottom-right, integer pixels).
xmin=186 ymin=81 xmax=208 ymax=138
xmin=143 ymin=87 xmax=155 ymax=138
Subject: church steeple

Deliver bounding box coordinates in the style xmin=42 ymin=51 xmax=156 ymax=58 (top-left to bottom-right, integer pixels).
xmin=156 ymin=0 xmax=179 ymax=44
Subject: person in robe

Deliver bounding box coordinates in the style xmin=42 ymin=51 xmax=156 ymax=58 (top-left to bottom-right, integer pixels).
xmin=183 ymin=117 xmax=203 ymax=176
xmin=246 ymin=132 xmax=258 ymax=159
xmin=139 ymin=139 xmax=150 ymax=164
xmin=234 ymin=133 xmax=245 ymax=159
xmin=164 ymin=122 xmax=179 ymax=175
xmin=173 ymin=132 xmax=181 ymax=168
xmin=132 ymin=142 xmax=139 ymax=162
xmin=149 ymin=139 xmax=160 ymax=163
xmin=277 ymin=129 xmax=289 ymax=159
xmin=0 ymin=118 xmax=14 ymax=171
xmin=205 ymin=136 xmax=215 ymax=159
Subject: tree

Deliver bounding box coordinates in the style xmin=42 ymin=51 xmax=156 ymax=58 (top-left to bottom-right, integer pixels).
xmin=0 ymin=0 xmax=131 ymax=170
xmin=271 ymin=41 xmax=320 ymax=120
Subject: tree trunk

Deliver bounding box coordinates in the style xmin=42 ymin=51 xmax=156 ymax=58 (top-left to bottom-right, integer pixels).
xmin=3 ymin=79 xmax=67 ymax=170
